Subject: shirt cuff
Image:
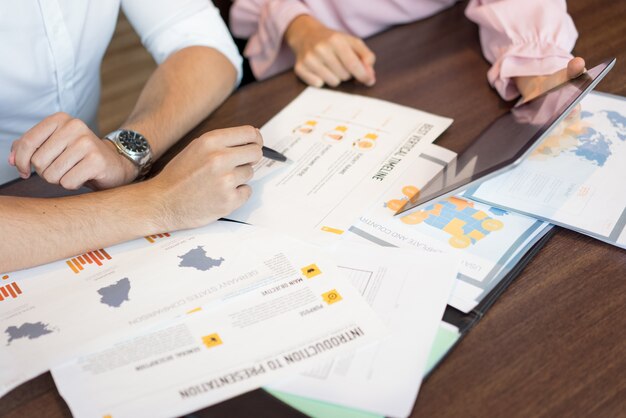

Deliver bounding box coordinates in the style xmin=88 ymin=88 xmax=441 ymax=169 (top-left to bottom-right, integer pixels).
xmin=139 ymin=3 xmax=243 ymax=85
xmin=488 ymin=42 xmax=573 ymax=100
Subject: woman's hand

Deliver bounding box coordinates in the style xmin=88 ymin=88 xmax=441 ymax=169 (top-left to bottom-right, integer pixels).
xmin=285 ymin=15 xmax=376 ymax=88
xmin=514 ymin=57 xmax=586 ymax=105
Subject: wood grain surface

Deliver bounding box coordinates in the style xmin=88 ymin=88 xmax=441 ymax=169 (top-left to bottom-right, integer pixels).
xmin=1 ymin=1 xmax=625 ymax=417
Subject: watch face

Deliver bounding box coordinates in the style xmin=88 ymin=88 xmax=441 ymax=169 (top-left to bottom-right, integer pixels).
xmin=118 ymin=130 xmax=149 ymax=154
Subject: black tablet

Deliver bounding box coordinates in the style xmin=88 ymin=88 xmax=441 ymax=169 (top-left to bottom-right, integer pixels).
xmin=395 ymin=58 xmax=616 ymax=215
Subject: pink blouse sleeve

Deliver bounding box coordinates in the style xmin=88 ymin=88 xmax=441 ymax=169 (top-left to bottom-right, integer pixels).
xmin=230 ymin=0 xmax=311 ymax=79
xmin=465 ymin=0 xmax=578 ymax=100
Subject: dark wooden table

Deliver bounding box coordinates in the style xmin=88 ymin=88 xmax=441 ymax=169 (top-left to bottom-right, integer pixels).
xmin=2 ymin=1 xmax=625 ymax=416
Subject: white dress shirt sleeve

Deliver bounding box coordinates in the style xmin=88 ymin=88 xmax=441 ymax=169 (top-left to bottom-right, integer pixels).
xmin=121 ymin=0 xmax=243 ymax=83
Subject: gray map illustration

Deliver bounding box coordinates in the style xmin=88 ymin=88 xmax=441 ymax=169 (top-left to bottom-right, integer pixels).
xmin=178 ymin=246 xmax=225 ymax=271
xmin=97 ymin=277 xmax=131 ymax=308
xmin=6 ymin=322 xmax=53 ymax=345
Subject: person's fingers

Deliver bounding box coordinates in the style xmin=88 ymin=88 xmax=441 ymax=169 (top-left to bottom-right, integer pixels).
xmin=334 ymin=40 xmax=373 ymax=86
xmin=12 ymin=112 xmax=72 ymax=178
xmin=315 ymin=44 xmax=351 ymax=81
xmin=8 ymin=150 xmax=15 ymax=166
xmin=206 ymin=144 xmax=262 ymax=175
xmin=30 ymin=119 xmax=90 ymax=176
xmin=40 ymin=141 xmax=86 ymax=185
xmin=231 ymin=164 xmax=255 ymax=186
xmin=58 ymin=159 xmax=95 ymax=190
xmin=364 ymin=64 xmax=376 ymax=86
xmin=303 ymin=54 xmax=341 ymax=87
xmin=228 ymin=143 xmax=264 ymax=167
xmin=201 ymin=125 xmax=262 ymax=149
xmin=235 ymin=184 xmax=253 ymax=206
xmin=294 ymin=62 xmax=324 ymax=87
xmin=347 ymin=37 xmax=376 ymax=85
xmin=567 ymin=57 xmax=586 ymax=79
xmin=350 ymin=37 xmax=376 ymax=67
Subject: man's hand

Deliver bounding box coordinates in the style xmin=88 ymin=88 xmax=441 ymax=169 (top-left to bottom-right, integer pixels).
xmin=285 ymin=15 xmax=376 ymax=88
xmin=514 ymin=57 xmax=586 ymax=106
xmin=145 ymin=125 xmax=263 ymax=231
xmin=9 ymin=112 xmax=138 ymax=190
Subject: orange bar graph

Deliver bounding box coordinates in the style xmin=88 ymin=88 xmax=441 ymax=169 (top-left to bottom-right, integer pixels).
xmin=66 ymin=249 xmax=113 ymax=274
xmin=145 ymin=233 xmax=171 ymax=243
xmin=66 ymin=260 xmax=79 ymax=274
xmin=88 ymin=252 xmax=102 ymax=266
xmin=0 ymin=282 xmax=24 ymax=302
xmin=6 ymin=284 xmax=16 ymax=298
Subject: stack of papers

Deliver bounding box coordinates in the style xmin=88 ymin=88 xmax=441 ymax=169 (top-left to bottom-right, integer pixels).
xmin=3 ymin=88 xmax=623 ymax=418
xmin=1 ymin=89 xmax=458 ymax=418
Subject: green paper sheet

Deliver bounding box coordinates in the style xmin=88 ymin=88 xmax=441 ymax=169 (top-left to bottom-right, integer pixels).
xmin=265 ymin=323 xmax=460 ymax=418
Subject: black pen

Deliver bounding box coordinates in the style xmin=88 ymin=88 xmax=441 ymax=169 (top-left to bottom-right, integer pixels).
xmin=262 ymin=146 xmax=288 ymax=162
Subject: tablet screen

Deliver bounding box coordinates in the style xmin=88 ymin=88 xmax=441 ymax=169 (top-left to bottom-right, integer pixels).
xmin=396 ymin=58 xmax=616 ymax=215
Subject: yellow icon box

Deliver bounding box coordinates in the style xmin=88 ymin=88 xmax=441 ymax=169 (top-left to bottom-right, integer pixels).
xmin=202 ymin=333 xmax=223 ymax=349
xmin=322 ymin=289 xmax=343 ymax=305
xmin=301 ymin=264 xmax=322 ymax=279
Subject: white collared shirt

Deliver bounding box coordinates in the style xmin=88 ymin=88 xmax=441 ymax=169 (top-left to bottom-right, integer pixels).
xmin=0 ymin=0 xmax=242 ymax=184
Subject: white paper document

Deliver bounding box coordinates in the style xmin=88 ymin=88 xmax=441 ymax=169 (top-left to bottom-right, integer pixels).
xmin=51 ymin=240 xmax=386 ymax=418
xmin=0 ymin=221 xmax=382 ymax=397
xmin=228 ymin=87 xmax=452 ymax=244
xmin=268 ymin=243 xmax=457 ymax=418
xmin=466 ymin=92 xmax=626 ymax=249
xmin=345 ymin=144 xmax=552 ymax=313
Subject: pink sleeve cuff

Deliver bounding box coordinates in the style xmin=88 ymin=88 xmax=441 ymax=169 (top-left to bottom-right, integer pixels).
xmin=466 ymin=0 xmax=578 ymax=100
xmin=489 ymin=44 xmax=573 ymax=100
xmin=240 ymin=0 xmax=311 ymax=80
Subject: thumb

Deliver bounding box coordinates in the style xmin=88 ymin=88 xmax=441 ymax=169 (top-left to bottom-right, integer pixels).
xmin=567 ymin=57 xmax=586 ymax=79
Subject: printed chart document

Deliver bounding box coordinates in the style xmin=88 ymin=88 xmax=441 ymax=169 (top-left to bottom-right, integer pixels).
xmin=0 ymin=222 xmax=379 ymax=397
xmin=268 ymin=243 xmax=457 ymax=418
xmin=228 ymin=87 xmax=452 ymax=244
xmin=467 ymin=92 xmax=626 ymax=248
xmin=51 ymin=241 xmax=386 ymax=418
xmin=345 ymin=144 xmax=552 ymax=313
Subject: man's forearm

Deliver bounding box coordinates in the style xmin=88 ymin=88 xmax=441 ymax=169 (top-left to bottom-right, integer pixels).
xmin=1 ymin=124 xmax=264 ymax=273
xmin=0 ymin=183 xmax=161 ymax=272
xmin=121 ymin=46 xmax=238 ymax=159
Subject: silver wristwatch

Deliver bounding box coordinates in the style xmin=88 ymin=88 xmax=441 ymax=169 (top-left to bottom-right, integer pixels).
xmin=103 ymin=129 xmax=153 ymax=177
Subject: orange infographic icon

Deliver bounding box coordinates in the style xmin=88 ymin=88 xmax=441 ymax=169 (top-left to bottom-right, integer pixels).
xmin=293 ymin=120 xmax=318 ymax=134
xmin=353 ymin=132 xmax=379 ymax=150
xmin=301 ymin=264 xmax=321 ymax=279
xmin=324 ymin=125 xmax=348 ymax=142
xmin=202 ymin=333 xmax=223 ymax=349
xmin=322 ymin=289 xmax=343 ymax=305
xmin=385 ymin=184 xmax=421 ymax=213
